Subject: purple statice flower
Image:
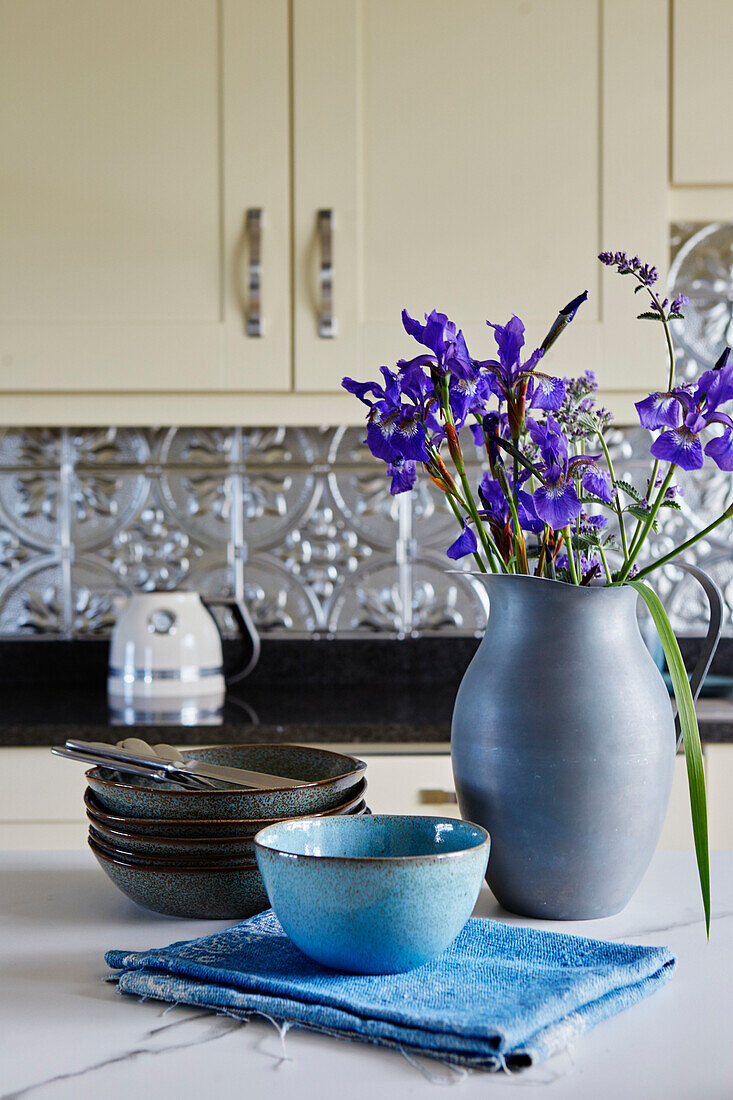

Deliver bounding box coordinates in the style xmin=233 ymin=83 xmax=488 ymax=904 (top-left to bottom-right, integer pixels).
xmin=480 ymin=315 xmax=546 ymax=399
xmin=670 ymin=294 xmax=689 ymax=315
xmin=446 ymin=520 xmax=478 ymax=560
xmin=401 ymin=309 xmax=474 ymax=380
xmin=598 ymin=251 xmax=658 ymax=287
xmin=554 ymin=370 xmax=612 ymax=442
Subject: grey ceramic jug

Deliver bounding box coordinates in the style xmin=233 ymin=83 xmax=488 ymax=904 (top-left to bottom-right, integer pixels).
xmin=451 ymin=569 xmax=722 ymax=920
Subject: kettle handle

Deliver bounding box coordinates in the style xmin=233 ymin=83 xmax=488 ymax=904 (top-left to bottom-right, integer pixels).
xmin=672 ymin=564 xmax=724 ymax=751
xmin=202 ymin=598 xmax=261 ymax=685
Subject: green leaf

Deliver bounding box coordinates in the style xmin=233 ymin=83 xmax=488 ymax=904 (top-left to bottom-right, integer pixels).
xmin=637 ymin=311 xmax=665 ymax=321
xmin=575 ymin=410 xmax=600 ymax=433
xmin=615 ymin=479 xmax=642 ymax=503
xmin=575 ymin=532 xmax=603 ymax=550
xmin=660 ymin=499 xmax=682 ymax=511
xmin=627 ymin=504 xmax=659 ymax=530
xmin=634 ymin=283 xmax=646 ymax=293
xmin=669 ymin=312 xmax=685 ymax=320
xmin=627 ymin=580 xmax=710 ymax=935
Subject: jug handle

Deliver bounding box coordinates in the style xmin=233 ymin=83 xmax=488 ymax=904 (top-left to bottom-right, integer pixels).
xmin=202 ymin=598 xmax=261 ymax=685
xmin=671 ymin=564 xmax=724 ymax=751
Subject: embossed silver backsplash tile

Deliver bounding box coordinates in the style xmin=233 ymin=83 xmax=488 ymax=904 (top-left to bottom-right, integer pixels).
xmin=0 ymin=223 xmax=729 ymax=638
xmin=0 ymin=423 xmax=727 ymax=639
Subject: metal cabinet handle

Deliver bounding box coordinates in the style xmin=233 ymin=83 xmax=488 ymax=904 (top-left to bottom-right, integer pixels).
xmin=418 ymin=789 xmax=458 ymax=805
xmin=317 ymin=209 xmax=336 ymax=338
xmin=245 ymin=208 xmax=263 ymax=337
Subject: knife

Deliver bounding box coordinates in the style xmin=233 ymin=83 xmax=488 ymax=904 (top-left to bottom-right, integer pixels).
xmin=64 ymin=739 xmax=305 ymax=790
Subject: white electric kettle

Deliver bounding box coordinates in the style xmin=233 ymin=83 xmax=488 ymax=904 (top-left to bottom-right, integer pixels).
xmin=107 ymin=593 xmax=260 ymax=723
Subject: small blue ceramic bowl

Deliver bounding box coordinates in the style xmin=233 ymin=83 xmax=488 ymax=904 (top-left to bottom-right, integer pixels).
xmin=254 ymin=814 xmax=489 ymax=974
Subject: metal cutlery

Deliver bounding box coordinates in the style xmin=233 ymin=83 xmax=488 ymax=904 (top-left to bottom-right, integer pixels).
xmin=50 ymin=746 xmax=210 ymax=790
xmin=61 ymin=738 xmax=306 ymax=790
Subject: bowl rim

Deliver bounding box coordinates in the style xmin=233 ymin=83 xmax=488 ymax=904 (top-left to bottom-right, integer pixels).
xmin=89 ymin=825 xmax=258 ymax=866
xmin=85 ymin=743 xmax=366 ymax=797
xmin=88 ymin=835 xmax=260 ymax=873
xmin=254 ymin=813 xmax=490 ymax=863
xmin=83 ymin=777 xmax=368 ymax=830
xmin=87 ymin=798 xmax=368 ymax=847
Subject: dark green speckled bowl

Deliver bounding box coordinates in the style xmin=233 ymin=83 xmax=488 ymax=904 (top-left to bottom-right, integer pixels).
xmin=86 ymin=744 xmax=366 ymax=820
xmin=87 ymin=797 xmax=368 ymax=859
xmin=84 ymin=777 xmax=368 ymax=838
xmin=88 ymin=836 xmax=270 ymax=919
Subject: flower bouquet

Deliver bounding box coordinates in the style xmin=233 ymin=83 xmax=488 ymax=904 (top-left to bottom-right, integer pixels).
xmin=343 ymin=252 xmax=732 ymax=928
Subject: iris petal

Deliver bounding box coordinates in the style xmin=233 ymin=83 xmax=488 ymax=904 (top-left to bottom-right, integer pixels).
xmin=635 ymin=393 xmax=680 ymax=430
xmin=533 ymin=480 xmax=581 ymax=530
xmin=705 ymin=429 xmax=733 ymax=471
xmin=650 ymin=428 xmax=704 ymax=471
xmin=446 ymin=521 xmax=478 ymax=560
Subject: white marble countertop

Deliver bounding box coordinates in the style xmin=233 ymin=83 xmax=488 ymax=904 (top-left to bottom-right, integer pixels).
xmin=2 ymin=849 xmax=732 ymax=1100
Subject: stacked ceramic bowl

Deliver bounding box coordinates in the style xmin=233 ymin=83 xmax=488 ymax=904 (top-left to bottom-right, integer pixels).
xmin=85 ymin=744 xmax=368 ymax=919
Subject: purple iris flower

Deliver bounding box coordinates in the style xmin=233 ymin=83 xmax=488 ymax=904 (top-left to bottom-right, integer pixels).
xmin=478 ymin=471 xmax=544 ymax=535
xmin=387 ymin=458 xmax=417 ymax=495
xmin=447 ymin=373 xmax=492 ymax=426
xmin=635 ymin=392 xmax=683 ymax=430
xmin=648 ymin=351 xmax=733 ymax=471
xmin=446 ymin=520 xmax=478 ymax=560
xmin=528 ymin=417 xmax=613 ymax=527
xmin=527 ymin=373 xmax=566 ymax=411
xmin=343 ymin=366 xmax=431 ymax=470
xmin=527 ymin=415 xmax=569 ymax=467
xmin=650 ymin=427 xmax=705 ymax=471
xmin=705 ymin=430 xmax=733 ymax=470
xmin=481 ymin=315 xmax=545 ymax=398
xmin=401 ymin=309 xmax=474 ymax=379
xmin=580 ymin=463 xmax=614 ymax=503
xmin=366 ymin=409 xmax=430 ymax=464
xmin=533 ymin=466 xmax=582 ymax=529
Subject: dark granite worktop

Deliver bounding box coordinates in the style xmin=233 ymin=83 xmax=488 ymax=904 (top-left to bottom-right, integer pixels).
xmin=0 ymin=637 xmax=732 ymax=747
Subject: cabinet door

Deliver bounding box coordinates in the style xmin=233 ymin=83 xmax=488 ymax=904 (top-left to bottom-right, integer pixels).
xmin=293 ymin=0 xmax=668 ymax=418
xmin=672 ymin=1 xmax=733 ymax=185
xmin=0 ymin=0 xmax=290 ymax=393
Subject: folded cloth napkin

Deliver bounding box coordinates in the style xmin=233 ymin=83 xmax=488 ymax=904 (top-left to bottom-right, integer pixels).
xmin=106 ymin=911 xmax=675 ymax=1071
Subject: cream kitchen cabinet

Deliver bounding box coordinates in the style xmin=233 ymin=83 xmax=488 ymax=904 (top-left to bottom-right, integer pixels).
xmin=292 ymin=0 xmax=669 ymax=422
xmin=3 ymin=745 xmax=732 ymax=851
xmin=0 ymin=0 xmax=292 ymax=408
xmin=0 ymin=0 xmax=669 ymax=426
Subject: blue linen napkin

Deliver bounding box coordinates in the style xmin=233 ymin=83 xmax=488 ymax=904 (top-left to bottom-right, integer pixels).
xmin=106 ymin=910 xmax=675 ymax=1070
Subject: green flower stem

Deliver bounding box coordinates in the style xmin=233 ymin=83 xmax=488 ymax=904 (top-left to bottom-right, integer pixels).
xmin=628 ymin=280 xmax=677 ymax=552
xmin=563 ymin=526 xmax=579 ymax=584
xmin=617 ymin=466 xmax=676 ymax=582
xmin=595 ymin=428 xmax=629 ymax=564
xmin=440 ymin=379 xmax=504 ymax=573
xmin=634 ymin=503 xmax=733 ymax=580
xmin=597 ymin=540 xmax=612 ymax=583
